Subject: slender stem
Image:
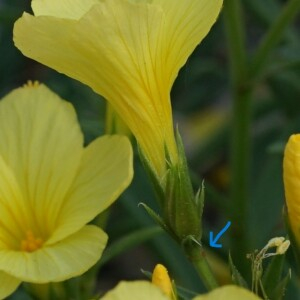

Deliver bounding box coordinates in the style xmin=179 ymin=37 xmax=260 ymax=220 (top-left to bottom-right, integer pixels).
xmin=223 ymin=0 xmax=248 ymax=86
xmin=223 ymin=0 xmax=251 ymax=275
xmin=250 ymin=0 xmax=300 ymax=79
xmin=184 ymin=242 xmax=218 ymax=290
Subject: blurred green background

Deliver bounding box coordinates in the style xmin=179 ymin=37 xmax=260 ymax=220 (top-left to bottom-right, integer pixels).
xmin=1 ymin=0 xmax=300 ymax=299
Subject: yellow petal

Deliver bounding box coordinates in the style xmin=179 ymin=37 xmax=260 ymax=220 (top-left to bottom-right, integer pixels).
xmin=283 ymin=134 xmax=300 ymax=245
xmin=0 ymin=84 xmax=83 ymax=238
xmin=0 ymin=271 xmax=21 ymax=299
xmin=102 ymin=281 xmax=169 ymax=300
xmin=46 ymin=135 xmax=133 ymax=245
xmin=193 ymin=285 xmax=262 ymax=300
xmin=0 ymin=225 xmax=107 ymax=283
xmin=14 ymin=1 xmax=175 ymax=177
xmin=32 ymin=0 xmax=98 ymax=19
xmin=14 ymin=0 xmax=223 ymax=177
xmin=0 ymin=154 xmax=29 ymax=250
xmin=69 ymin=0 xmax=177 ymax=177
xmin=153 ymin=0 xmax=223 ymax=87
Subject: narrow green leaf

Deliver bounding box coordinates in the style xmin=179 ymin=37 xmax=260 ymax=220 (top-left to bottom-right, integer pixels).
xmin=195 ymin=180 xmax=205 ymax=220
xmin=262 ymin=253 xmax=285 ymax=298
xmin=228 ymin=253 xmax=248 ymax=288
xmin=271 ymin=270 xmax=291 ymax=300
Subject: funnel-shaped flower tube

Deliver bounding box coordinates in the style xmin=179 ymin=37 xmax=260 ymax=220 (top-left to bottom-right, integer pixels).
xmin=14 ymin=0 xmax=223 ymax=178
xmin=283 ymin=134 xmax=300 ymax=246
xmin=0 ymin=83 xmax=133 ymax=298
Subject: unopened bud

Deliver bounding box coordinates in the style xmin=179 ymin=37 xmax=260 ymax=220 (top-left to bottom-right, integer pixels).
xmin=265 ymin=237 xmax=285 ymax=249
xmin=152 ymin=264 xmax=174 ymax=299
xmin=276 ymin=240 xmax=290 ymax=255
xmin=163 ymin=130 xmax=201 ymax=241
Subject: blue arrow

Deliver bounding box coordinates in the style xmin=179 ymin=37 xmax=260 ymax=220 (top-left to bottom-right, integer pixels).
xmin=209 ymin=221 xmax=231 ymax=248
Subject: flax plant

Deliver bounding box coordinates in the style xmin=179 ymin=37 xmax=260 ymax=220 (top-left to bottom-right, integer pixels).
xmin=6 ymin=0 xmax=300 ymax=298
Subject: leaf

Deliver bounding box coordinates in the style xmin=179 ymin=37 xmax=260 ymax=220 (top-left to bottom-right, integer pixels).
xmin=271 ymin=270 xmax=291 ymax=300
xmin=228 ymin=253 xmax=248 ymax=288
xmin=262 ymin=253 xmax=285 ymax=298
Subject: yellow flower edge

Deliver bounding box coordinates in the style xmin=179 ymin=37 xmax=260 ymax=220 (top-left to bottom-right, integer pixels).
xmin=14 ymin=0 xmax=223 ymax=178
xmin=100 ymin=281 xmax=261 ymax=300
xmin=101 ymin=281 xmax=169 ymax=300
xmin=0 ymin=83 xmax=133 ymax=298
xmin=283 ymin=134 xmax=300 ymax=246
xmin=193 ymin=285 xmax=262 ymax=300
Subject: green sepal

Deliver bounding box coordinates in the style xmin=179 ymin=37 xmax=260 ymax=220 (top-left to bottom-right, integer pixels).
xmin=182 ymin=235 xmax=202 ymax=248
xmin=163 ymin=129 xmax=201 ymax=241
xmin=262 ymin=252 xmax=285 ymax=299
xmin=195 ymin=180 xmax=205 ymax=221
xmin=137 ymin=145 xmax=165 ymax=209
xmin=138 ymin=202 xmax=178 ymax=241
xmin=181 ymin=235 xmax=202 ymax=261
xmin=174 ymin=128 xmax=194 ymax=199
xmin=228 ymin=252 xmax=248 ymax=288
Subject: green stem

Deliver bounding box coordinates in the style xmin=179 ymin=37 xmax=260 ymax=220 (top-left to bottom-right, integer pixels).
xmin=223 ymin=0 xmax=248 ymax=86
xmin=223 ymin=0 xmax=251 ymax=275
xmin=184 ymin=242 xmax=218 ymax=290
xmin=250 ymin=0 xmax=300 ymax=79
xmin=231 ymin=89 xmax=252 ymax=267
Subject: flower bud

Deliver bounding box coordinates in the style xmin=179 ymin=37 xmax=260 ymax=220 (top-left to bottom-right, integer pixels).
xmin=276 ymin=240 xmax=290 ymax=255
xmin=152 ymin=264 xmax=174 ymax=299
xmin=163 ymin=131 xmax=202 ymax=241
xmin=283 ymin=134 xmax=300 ymax=246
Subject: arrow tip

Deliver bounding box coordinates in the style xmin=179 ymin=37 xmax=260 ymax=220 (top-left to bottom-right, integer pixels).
xmin=209 ymin=231 xmax=222 ymax=248
xmin=209 ymin=221 xmax=231 ymax=248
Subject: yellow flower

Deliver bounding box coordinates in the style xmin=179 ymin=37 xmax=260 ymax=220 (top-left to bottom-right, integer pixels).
xmin=0 ymin=83 xmax=133 ymax=298
xmin=101 ymin=282 xmax=261 ymax=300
xmin=283 ymin=134 xmax=300 ymax=245
xmin=14 ymin=0 xmax=223 ymax=178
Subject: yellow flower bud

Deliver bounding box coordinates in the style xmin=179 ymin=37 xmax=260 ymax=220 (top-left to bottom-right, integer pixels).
xmin=152 ymin=264 xmax=174 ymax=299
xmin=283 ymin=134 xmax=300 ymax=246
